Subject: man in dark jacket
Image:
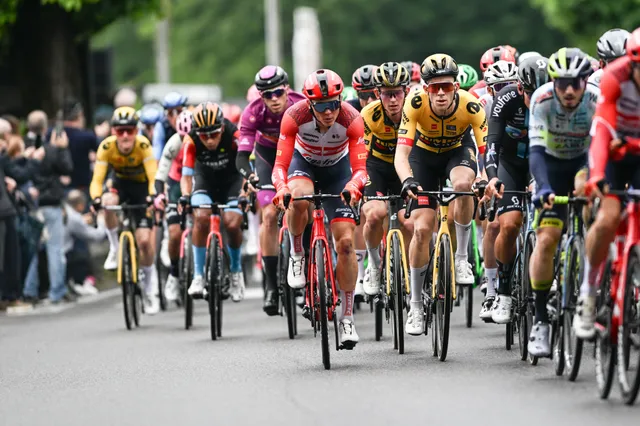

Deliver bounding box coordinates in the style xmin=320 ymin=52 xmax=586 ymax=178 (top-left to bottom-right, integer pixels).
xmin=23 ymin=130 xmax=75 ymax=304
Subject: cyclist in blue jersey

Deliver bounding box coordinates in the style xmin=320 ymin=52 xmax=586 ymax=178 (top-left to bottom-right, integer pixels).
xmin=152 ymin=92 xmax=187 ymax=160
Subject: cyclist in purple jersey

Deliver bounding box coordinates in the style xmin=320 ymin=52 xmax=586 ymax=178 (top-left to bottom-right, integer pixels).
xmin=236 ymin=65 xmax=305 ymax=315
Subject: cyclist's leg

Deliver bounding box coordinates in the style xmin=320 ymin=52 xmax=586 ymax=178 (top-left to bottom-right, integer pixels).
xmin=102 ymin=185 xmax=121 ymax=271
xmin=164 ymin=179 xmax=182 ymax=300
xmin=187 ymin=172 xmax=214 ymax=296
xmin=483 ymin=164 xmax=500 ymax=300
xmin=220 ymin=177 xmax=246 ymax=302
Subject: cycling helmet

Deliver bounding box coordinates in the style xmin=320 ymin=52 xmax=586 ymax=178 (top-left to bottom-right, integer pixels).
xmin=456 ymin=64 xmax=479 ymax=89
xmin=627 ymin=28 xmax=640 ymax=62
xmin=176 ymin=110 xmax=193 ymax=136
xmin=254 ymin=65 xmax=289 ymax=91
xmin=484 ymin=61 xmax=518 ymax=85
xmin=246 ymin=84 xmax=261 ymax=103
xmin=341 ymin=86 xmax=358 ymax=101
xmin=111 ymin=106 xmax=138 ymax=127
xmin=547 ymin=47 xmax=592 ymax=79
xmin=483 ymin=68 xmax=495 ymax=84
xmin=192 ymin=102 xmax=224 ymax=130
xmin=518 ymin=56 xmax=550 ymax=92
xmin=504 ymin=45 xmax=519 ymax=64
xmin=597 ymin=29 xmax=631 ymax=63
xmin=420 ymin=54 xmax=458 ymax=82
xmin=139 ymin=104 xmax=163 ymax=125
xmin=352 ymin=65 xmax=377 ymax=91
xmin=518 ymin=51 xmax=542 ymax=64
xmin=374 ymin=62 xmax=410 ymax=87
xmin=480 ymin=46 xmax=515 ymax=72
xmin=401 ymin=61 xmax=421 ymax=83
xmin=222 ymin=103 xmax=242 ymax=125
xmin=303 ymin=69 xmax=344 ymax=100
xmin=162 ymin=91 xmax=187 ymax=109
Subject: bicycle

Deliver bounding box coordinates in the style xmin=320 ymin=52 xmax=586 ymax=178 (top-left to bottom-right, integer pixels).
xmin=104 ymin=203 xmax=152 ymax=330
xmin=283 ymin=189 xmax=360 ymax=370
xmin=178 ymin=202 xmax=195 ymax=330
xmin=154 ymin=211 xmax=168 ymax=311
xmin=405 ymin=187 xmax=477 ymax=362
xmin=364 ymin=194 xmax=410 ymax=354
xmin=594 ymin=189 xmax=640 ymax=405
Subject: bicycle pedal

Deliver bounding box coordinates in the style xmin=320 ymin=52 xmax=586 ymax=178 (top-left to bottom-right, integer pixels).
xmin=302 ymin=305 xmax=312 ymax=321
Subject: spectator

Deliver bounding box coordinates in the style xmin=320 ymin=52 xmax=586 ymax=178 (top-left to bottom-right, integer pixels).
xmin=0 ymin=118 xmax=11 ymax=136
xmin=0 ymin=131 xmax=39 ymax=312
xmin=114 ymin=87 xmax=137 ymax=108
xmin=94 ymin=105 xmax=113 ymax=140
xmin=64 ymin=190 xmax=105 ymax=296
xmin=24 ymin=110 xmax=48 ymax=149
xmin=1 ymin=114 xmax=20 ymax=135
xmin=23 ymin=130 xmax=75 ymax=305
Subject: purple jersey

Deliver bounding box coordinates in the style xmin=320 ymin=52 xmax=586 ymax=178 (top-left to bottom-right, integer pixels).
xmin=238 ymin=90 xmax=305 ymax=153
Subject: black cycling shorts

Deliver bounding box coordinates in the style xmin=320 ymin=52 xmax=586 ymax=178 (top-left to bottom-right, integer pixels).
xmin=540 ymin=154 xmax=587 ymax=228
xmin=605 ymin=153 xmax=640 ymax=192
xmin=496 ymin=157 xmax=529 ymax=217
xmin=364 ymin=157 xmax=402 ymax=197
xmin=111 ymin=178 xmax=152 ymax=229
xmin=192 ymin=171 xmax=244 ymax=214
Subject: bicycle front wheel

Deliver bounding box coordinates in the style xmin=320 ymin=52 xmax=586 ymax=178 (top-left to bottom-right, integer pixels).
xmin=392 ymin=233 xmax=405 ymax=354
xmin=119 ymin=234 xmax=134 ymax=330
xmin=595 ymin=258 xmax=615 ymax=399
xmin=618 ymin=247 xmax=640 ymax=405
xmin=564 ymin=237 xmax=584 ymax=381
xmin=155 ymin=223 xmax=167 ymax=311
xmin=280 ymin=230 xmax=297 ymax=340
xmin=522 ymin=232 xmax=537 ymax=365
xmin=181 ymin=231 xmax=194 ymax=330
xmin=315 ymin=241 xmax=331 ymax=370
xmin=435 ymin=234 xmax=453 ymax=362
xmin=206 ymin=236 xmax=221 ymax=341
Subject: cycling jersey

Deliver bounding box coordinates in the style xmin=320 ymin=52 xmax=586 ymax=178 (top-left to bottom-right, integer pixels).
xmin=486 ymin=84 xmax=530 ymax=180
xmin=398 ymin=89 xmax=487 ymax=154
xmin=152 ymin=119 xmax=177 ymax=161
xmin=479 ymin=93 xmax=494 ymax=116
xmin=155 ymin=133 xmax=183 ymax=185
xmin=238 ymin=90 xmax=305 ymax=153
xmin=469 ymin=80 xmax=488 ymax=99
xmin=90 ymin=135 xmax=157 ymax=199
xmin=361 ymin=100 xmax=399 ymax=163
xmin=182 ymin=119 xmax=239 ymax=177
xmin=272 ymin=100 xmax=367 ymax=191
xmin=346 ymin=98 xmax=362 ymax=112
xmin=588 ymin=69 xmax=603 ymax=88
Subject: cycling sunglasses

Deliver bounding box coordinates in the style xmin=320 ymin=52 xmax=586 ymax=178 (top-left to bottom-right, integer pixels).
xmin=379 ymin=89 xmax=406 ymax=100
xmin=490 ymin=81 xmax=514 ymax=93
xmin=357 ymin=91 xmax=377 ymax=101
xmin=311 ymin=100 xmax=341 ymax=113
xmin=196 ymin=127 xmax=223 ymax=138
xmin=261 ymin=88 xmax=286 ymax=99
xmin=114 ymin=126 xmax=136 ymax=136
xmin=554 ymin=77 xmax=586 ymax=91
xmin=426 ymin=82 xmax=456 ymax=93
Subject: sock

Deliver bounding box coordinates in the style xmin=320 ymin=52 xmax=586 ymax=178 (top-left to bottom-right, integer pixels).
xmin=170 ymin=258 xmax=179 ymax=278
xmin=454 ymin=220 xmax=472 ymax=263
xmin=262 ymin=256 xmax=278 ymax=291
xmin=192 ymin=245 xmax=206 ymax=277
xmin=410 ymin=264 xmax=429 ymax=303
xmin=142 ymin=266 xmax=156 ymax=294
xmin=579 ymin=260 xmax=597 ymax=298
xmin=356 ymin=250 xmax=366 ymax=282
xmin=289 ymin=232 xmax=304 ymax=256
xmin=340 ymin=289 xmax=354 ymax=321
xmin=227 ymin=246 xmax=242 ymax=273
xmin=367 ymin=245 xmax=381 ymax=268
xmin=485 ymin=268 xmax=498 ymax=298
xmin=107 ymin=227 xmax=119 ymax=252
xmin=534 ymin=289 xmax=549 ymax=323
xmin=496 ymin=260 xmax=513 ymax=295
xmin=410 ymin=301 xmax=423 ymax=312
xmin=476 ymin=225 xmax=484 ymax=251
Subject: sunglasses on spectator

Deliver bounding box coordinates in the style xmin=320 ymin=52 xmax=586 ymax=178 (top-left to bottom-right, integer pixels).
xmin=196 ymin=127 xmax=223 ymax=138
xmin=311 ymin=100 xmax=341 ymax=113
xmin=166 ymin=108 xmax=183 ymax=117
xmin=379 ymin=89 xmax=405 ymax=100
xmin=261 ymin=88 xmax=286 ymax=99
xmin=426 ymin=82 xmax=456 ymax=93
xmin=490 ymin=81 xmax=514 ymax=93
xmin=554 ymin=77 xmax=586 ymax=91
xmin=114 ymin=127 xmax=136 ymax=136
xmin=357 ymin=91 xmax=377 ymax=101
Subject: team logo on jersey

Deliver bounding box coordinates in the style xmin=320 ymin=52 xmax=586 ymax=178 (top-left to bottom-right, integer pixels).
xmin=466 ymin=102 xmax=481 ymax=114
xmin=467 ymin=148 xmax=476 ymax=164
xmin=249 ymin=116 xmax=256 ymax=123
xmin=411 ymin=95 xmax=423 ymax=109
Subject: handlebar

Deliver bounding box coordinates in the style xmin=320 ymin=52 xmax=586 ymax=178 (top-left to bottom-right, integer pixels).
xmin=283 ymin=192 xmax=361 ymax=226
xmin=404 ymin=190 xmax=476 ymax=219
xmin=103 ymin=203 xmax=151 ymax=212
xmin=178 ymin=197 xmax=249 ymax=230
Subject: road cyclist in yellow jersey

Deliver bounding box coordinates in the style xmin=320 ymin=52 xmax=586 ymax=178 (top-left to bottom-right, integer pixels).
xmin=90 ymin=106 xmax=159 ymax=314
xmin=394 ymin=53 xmax=488 ymax=335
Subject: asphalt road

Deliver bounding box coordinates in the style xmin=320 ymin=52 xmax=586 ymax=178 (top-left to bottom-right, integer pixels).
xmin=2 ymin=286 xmax=639 ymax=426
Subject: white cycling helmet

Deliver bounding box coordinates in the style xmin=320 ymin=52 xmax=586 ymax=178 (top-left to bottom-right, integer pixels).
xmin=518 ymin=51 xmax=542 ymax=65
xmin=484 ymin=60 xmax=518 ymax=85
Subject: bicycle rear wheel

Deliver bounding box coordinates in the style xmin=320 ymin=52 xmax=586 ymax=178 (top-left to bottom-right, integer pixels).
xmin=618 ymin=247 xmax=640 ymax=405
xmin=465 ymin=284 xmax=473 ymax=328
xmin=435 ymin=234 xmax=452 ymax=362
xmin=181 ymin=232 xmax=194 ymax=330
xmin=522 ymin=232 xmax=537 ymax=365
xmin=315 ymin=241 xmax=331 ymax=370
xmin=206 ymin=237 xmax=221 ymax=341
xmin=218 ymin=250 xmax=227 ymax=338
xmin=595 ymin=259 xmax=615 ymax=399
xmin=392 ymin=233 xmax=405 ymax=354
xmin=155 ymin=223 xmax=167 ymax=311
xmin=279 ymin=230 xmax=297 ymax=340
xmin=564 ymin=237 xmax=584 ymax=381
xmin=119 ymin=235 xmax=134 ymax=330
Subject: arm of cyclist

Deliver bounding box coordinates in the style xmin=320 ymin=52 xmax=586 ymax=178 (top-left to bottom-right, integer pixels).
xmin=180 ymin=135 xmax=196 ymax=198
xmin=343 ymin=116 xmax=367 ymax=206
xmin=271 ymin=112 xmax=297 ymax=208
xmin=89 ymin=141 xmax=109 ymax=201
xmin=140 ymin=136 xmax=157 ymax=197
xmin=152 ymin=121 xmax=165 ymax=161
xmin=484 ymin=99 xmax=507 ymax=198
xmin=395 ymin=95 xmax=421 ymax=198
xmin=528 ymin=96 xmax=554 ymax=208
xmin=236 ymin=106 xmax=259 ymax=183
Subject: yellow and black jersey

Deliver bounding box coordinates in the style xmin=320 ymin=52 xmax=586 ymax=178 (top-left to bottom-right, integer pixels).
xmin=361 ymin=100 xmax=400 ymax=164
xmin=90 ymin=135 xmax=156 ymax=199
xmin=397 ymin=89 xmax=487 ymax=154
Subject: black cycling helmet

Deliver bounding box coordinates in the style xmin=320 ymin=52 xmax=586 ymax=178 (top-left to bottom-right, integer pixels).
xmin=352 ymin=65 xmax=377 ymax=91
xmin=374 ymin=62 xmax=411 ymax=87
xmin=518 ymin=56 xmax=550 ymax=93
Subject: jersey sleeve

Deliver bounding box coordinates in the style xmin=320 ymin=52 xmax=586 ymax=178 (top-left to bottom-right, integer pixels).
xmin=485 ymin=91 xmax=511 ymax=180
xmin=140 ymin=136 xmax=158 ymax=195
xmin=181 ymin=135 xmax=197 ymax=176
xmin=156 ymin=133 xmax=182 ymax=183
xmin=397 ymin=93 xmax=422 ymax=147
xmin=271 ymin=112 xmax=298 ymax=191
xmin=89 ymin=139 xmax=110 ymax=199
xmin=469 ymin=100 xmax=488 ymax=155
xmin=347 ymin=116 xmax=368 ymax=189
xmin=362 ymin=114 xmax=374 ymax=153
xmin=238 ymin=105 xmax=259 ymax=153
xmin=589 ymin=70 xmax=620 ymax=179
xmin=528 ymin=91 xmax=550 ymax=151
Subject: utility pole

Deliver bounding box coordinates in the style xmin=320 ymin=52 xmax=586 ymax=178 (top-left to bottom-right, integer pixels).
xmin=292 ymin=7 xmax=321 ymax=91
xmin=155 ymin=0 xmax=171 ymax=83
xmin=264 ymin=0 xmax=282 ymax=65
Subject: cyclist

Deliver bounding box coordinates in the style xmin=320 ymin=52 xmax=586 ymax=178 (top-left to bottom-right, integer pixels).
xmin=401 ymin=61 xmax=422 ymax=92
xmin=396 ymin=54 xmax=487 ymax=335
xmin=517 ymin=51 xmax=542 ymax=65
xmin=272 ymin=69 xmax=367 ymax=346
xmin=222 ymin=103 xmax=243 ymax=125
xmin=482 ymin=55 xmax=550 ymax=322
xmin=139 ymin=104 xmax=163 ymax=141
xmin=350 ymin=65 xmax=378 ymax=111
xmin=589 ymin=28 xmax=631 ymax=87
xmin=153 ymin=110 xmax=193 ymax=302
xmin=457 ymin=64 xmax=479 ymax=91
xmin=478 ymin=61 xmax=519 ymax=114
xmin=527 ymin=48 xmax=599 ymax=356
xmin=342 ymin=86 xmax=358 ymax=103
xmin=90 ymin=107 xmax=160 ymax=314
xmin=575 ymin=28 xmax=640 ymax=339
xmin=182 ymin=102 xmax=246 ymax=302
xmin=153 ymin=91 xmax=187 ymax=160
xmin=236 ymin=65 xmax=305 ymax=315
xmin=470 ymin=46 xmax=516 ymax=99
xmin=360 ymin=62 xmax=413 ymax=296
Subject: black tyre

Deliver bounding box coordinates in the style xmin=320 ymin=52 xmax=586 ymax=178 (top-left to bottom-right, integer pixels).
xmin=618 ymin=247 xmax=640 ymax=405
xmin=564 ymin=238 xmax=584 ymax=381
xmin=392 ymin=234 xmax=405 ymax=354
xmin=280 ymin=230 xmax=296 ymax=340
xmin=553 ymin=285 xmax=565 ymax=376
xmin=316 ymin=241 xmax=331 ymax=370
xmin=435 ymin=234 xmax=453 ymax=362
xmin=120 ymin=234 xmax=134 ymax=330
xmin=523 ymin=232 xmax=537 ymax=365
xmin=595 ymin=260 xmax=615 ymax=399
xmin=465 ymin=284 xmax=473 ymax=328
xmin=218 ymin=249 xmax=227 ymax=338
xmin=155 ymin=224 xmax=167 ymax=311
xmin=206 ymin=237 xmax=221 ymax=341
xmin=181 ymin=232 xmax=194 ymax=330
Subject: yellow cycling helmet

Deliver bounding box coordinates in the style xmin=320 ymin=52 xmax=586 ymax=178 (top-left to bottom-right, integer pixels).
xmin=111 ymin=106 xmax=138 ymax=127
xmin=420 ymin=54 xmax=459 ymax=82
xmin=374 ymin=62 xmax=411 ymax=87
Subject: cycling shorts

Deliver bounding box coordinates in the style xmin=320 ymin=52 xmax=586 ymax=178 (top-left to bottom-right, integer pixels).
xmin=166 ymin=177 xmax=181 ymax=226
xmin=254 ymin=143 xmax=277 ymax=208
xmin=192 ymin=172 xmax=243 ymax=215
xmin=605 ymin=153 xmax=640 ymax=193
xmin=288 ymin=150 xmax=355 ymax=224
xmin=364 ymin=157 xmax=402 ymax=197
xmin=539 ymin=154 xmax=587 ymax=229
xmin=497 ymin=157 xmax=530 ymax=217
xmin=110 ymin=178 xmax=152 ymax=229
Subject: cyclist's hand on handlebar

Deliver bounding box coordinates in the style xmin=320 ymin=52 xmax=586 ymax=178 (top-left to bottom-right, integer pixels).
xmin=585 ymin=176 xmax=607 ymax=200
xmin=533 ymin=188 xmax=555 ymax=210
xmin=178 ymin=195 xmax=190 ymax=214
xmin=342 ymin=181 xmax=362 ymax=207
xmin=472 ymin=178 xmax=488 ymax=200
xmin=401 ymin=177 xmax=421 ymax=200
xmin=273 ymin=186 xmax=291 ymax=210
xmin=246 ymin=174 xmax=259 ymax=193
xmin=485 ymin=178 xmax=503 ymax=201
xmin=153 ymin=193 xmax=167 ymax=211
xmin=91 ymin=197 xmax=101 ymax=214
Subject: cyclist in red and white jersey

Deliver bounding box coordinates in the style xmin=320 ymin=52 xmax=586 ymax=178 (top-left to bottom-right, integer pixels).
xmin=469 ymin=46 xmax=516 ymax=99
xmin=272 ymin=69 xmax=367 ymax=346
xmin=575 ymin=28 xmax=640 ymax=339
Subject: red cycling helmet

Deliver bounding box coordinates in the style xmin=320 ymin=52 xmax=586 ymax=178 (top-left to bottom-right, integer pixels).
xmin=409 ymin=62 xmax=421 ymax=83
xmin=480 ymin=46 xmax=516 ymax=72
xmin=222 ymin=103 xmax=242 ymax=125
xmin=627 ymin=27 xmax=640 ymax=62
xmin=303 ymin=69 xmax=344 ymax=100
